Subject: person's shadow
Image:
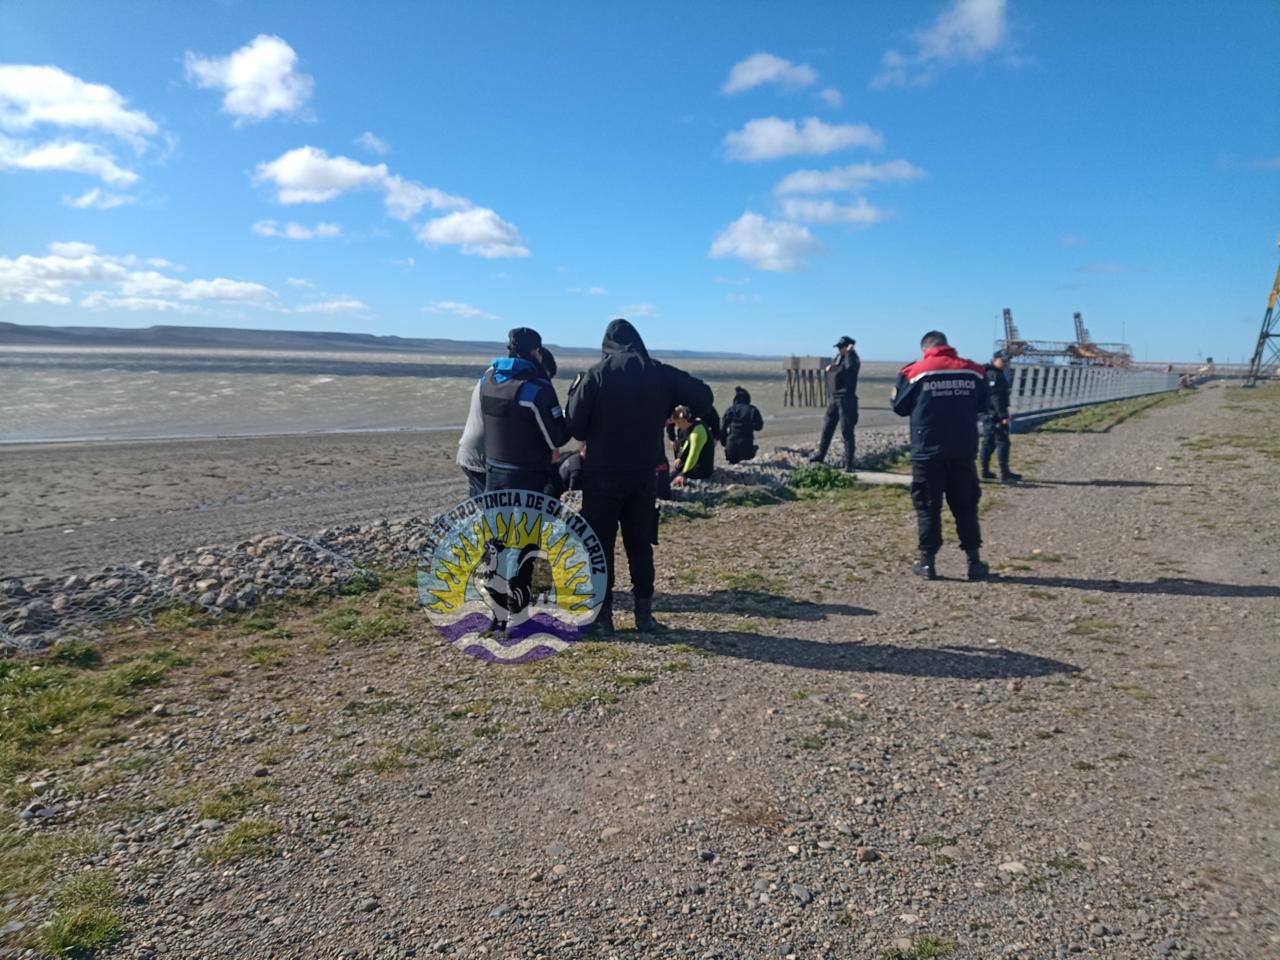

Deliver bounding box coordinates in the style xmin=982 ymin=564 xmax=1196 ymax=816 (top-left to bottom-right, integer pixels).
xmin=992 ymin=574 xmax=1279 ymax=598
xmin=657 ymin=590 xmax=874 ymax=622
xmin=631 ymin=628 xmax=1079 ymax=680
xmin=1014 ymin=478 xmax=1193 ymax=489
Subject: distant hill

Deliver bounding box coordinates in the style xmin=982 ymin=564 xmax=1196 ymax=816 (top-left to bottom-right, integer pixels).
xmin=0 ymin=322 xmax=771 ymax=361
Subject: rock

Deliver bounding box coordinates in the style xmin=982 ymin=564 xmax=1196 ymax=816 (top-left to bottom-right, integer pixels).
xmin=789 ymin=884 xmax=812 ymax=906
xmin=414 ymin=788 xmax=432 ymax=799
xmin=856 ymin=847 xmax=880 ymax=862
xmin=938 ymin=845 xmax=962 ymax=859
xmin=152 ymin=703 xmax=170 ymax=717
xmin=252 ymin=766 xmax=269 ymax=778
xmin=1090 ymin=923 xmax=1106 ymax=938
xmin=600 ymin=827 xmax=622 ymax=841
xmin=699 ymin=849 xmax=715 ymax=862
xmin=551 ymin=863 xmax=569 ymax=877
xmin=29 ymin=779 xmax=50 ymax=796
xmin=998 ymin=861 xmax=1028 ymax=874
xmin=488 ymin=904 xmax=512 ymax=918
xmin=1153 ymin=941 xmax=1180 ymax=956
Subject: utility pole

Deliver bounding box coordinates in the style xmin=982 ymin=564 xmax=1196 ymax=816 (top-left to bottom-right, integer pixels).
xmin=1245 ymin=236 xmax=1280 ymax=387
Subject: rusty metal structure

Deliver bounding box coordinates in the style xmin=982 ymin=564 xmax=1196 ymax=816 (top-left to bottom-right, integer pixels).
xmin=996 ymin=308 xmax=1132 ymax=367
xmin=1245 ymin=239 xmax=1280 ymax=386
xmin=782 ymin=356 xmax=829 ymax=407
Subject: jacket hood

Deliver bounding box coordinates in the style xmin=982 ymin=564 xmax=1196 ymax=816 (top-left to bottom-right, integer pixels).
xmin=602 ymin=318 xmax=649 ymax=358
xmin=733 ymin=387 xmax=751 ymax=405
xmin=925 ymin=345 xmax=959 ymax=360
xmin=490 ymin=356 xmax=542 ymax=384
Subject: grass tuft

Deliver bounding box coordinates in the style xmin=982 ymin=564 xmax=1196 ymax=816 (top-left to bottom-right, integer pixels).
xmin=200 ymin=819 xmax=279 ymax=864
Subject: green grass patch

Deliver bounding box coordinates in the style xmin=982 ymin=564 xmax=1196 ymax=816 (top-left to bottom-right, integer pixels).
xmin=1111 ymin=681 xmax=1154 ymax=702
xmin=799 ymin=734 xmax=825 ymax=750
xmin=1036 ymin=391 xmax=1185 ymax=433
xmin=1071 ymin=759 xmax=1096 ymax=771
xmin=405 ymin=729 xmax=461 ymax=761
xmin=244 ymin=644 xmax=287 ymax=667
xmin=200 ymin=818 xmax=279 ymax=864
xmin=535 ymin=688 xmax=618 ymax=711
xmin=316 ymin=605 xmax=409 ymax=644
xmin=0 ymin=830 xmax=106 ymax=900
xmin=788 ymin=463 xmax=862 ymax=491
xmin=0 ymin=649 xmax=185 ymax=787
xmin=196 ymin=780 xmax=279 ymax=821
xmin=615 ymin=672 xmax=654 ymax=688
xmin=879 ymin=934 xmax=957 ymax=959
xmin=1047 ymin=854 xmax=1088 ymax=871
xmin=915 ymin=835 xmax=957 ymax=849
xmin=40 ymin=870 xmax=125 ymax=956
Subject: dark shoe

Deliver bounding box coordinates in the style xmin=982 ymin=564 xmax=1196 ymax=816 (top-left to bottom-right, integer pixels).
xmin=1000 ymin=471 xmax=1022 ymax=482
xmin=808 ymin=455 xmax=825 ymax=464
xmin=981 ymin=469 xmax=998 ymax=480
xmin=634 ymin=597 xmax=661 ymax=632
xmin=966 ymin=551 xmax=989 ymax=581
xmin=911 ymin=553 xmax=937 ymax=580
xmin=592 ymin=602 xmax=615 ymax=638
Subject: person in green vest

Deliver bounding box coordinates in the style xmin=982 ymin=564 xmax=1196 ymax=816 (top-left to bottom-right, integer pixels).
xmin=670 ymin=405 xmax=714 ymax=488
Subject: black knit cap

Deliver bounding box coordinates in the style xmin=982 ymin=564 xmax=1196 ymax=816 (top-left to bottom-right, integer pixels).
xmin=507 ymin=326 xmax=542 ymax=358
xmin=834 ymin=335 xmax=855 ymax=348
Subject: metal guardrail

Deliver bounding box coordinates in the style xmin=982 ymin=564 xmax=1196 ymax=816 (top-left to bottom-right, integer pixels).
xmin=1007 ymin=364 xmax=1180 ymax=425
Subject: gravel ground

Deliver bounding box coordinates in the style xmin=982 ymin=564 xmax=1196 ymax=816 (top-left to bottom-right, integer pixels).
xmin=3 ymin=383 xmax=1277 ymax=959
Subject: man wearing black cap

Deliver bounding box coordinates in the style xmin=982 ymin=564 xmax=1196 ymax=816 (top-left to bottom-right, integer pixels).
xmin=479 ymin=327 xmax=570 ymax=492
xmin=566 ymin=319 xmax=714 ymax=635
xmin=980 ymin=351 xmax=1021 ymax=482
xmin=810 ymin=335 xmax=861 ymax=471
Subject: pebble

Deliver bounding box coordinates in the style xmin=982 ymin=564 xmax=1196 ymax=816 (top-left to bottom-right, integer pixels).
xmin=789 ymin=884 xmax=812 ymax=906
xmin=998 ymin=861 xmax=1028 ymax=874
xmin=488 ymin=904 xmax=512 ymax=918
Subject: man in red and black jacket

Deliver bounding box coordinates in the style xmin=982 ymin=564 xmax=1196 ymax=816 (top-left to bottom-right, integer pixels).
xmin=892 ymin=330 xmax=991 ymax=581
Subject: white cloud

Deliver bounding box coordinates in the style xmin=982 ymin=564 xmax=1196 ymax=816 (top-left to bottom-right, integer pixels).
xmin=818 ymin=87 xmax=843 ymax=108
xmin=0 ymin=135 xmax=137 ymax=184
xmin=722 ymin=52 xmax=817 ymax=95
xmin=708 ymin=212 xmax=823 ymax=272
xmin=81 ymin=292 xmax=196 ymax=313
xmin=254 ymin=146 xmax=468 ymax=219
xmin=286 ymin=276 xmax=313 ymax=287
xmin=296 ymin=296 xmax=367 ymax=314
xmin=0 ymin=240 xmax=278 ymax=310
xmin=185 ymin=35 xmax=314 ymax=123
xmin=0 ymin=65 xmax=157 ymax=148
xmin=723 ymin=117 xmax=883 ymax=162
xmin=417 ymin=208 xmax=530 ymax=259
xmin=48 ymin=241 xmax=99 ymax=258
xmin=391 ymin=257 xmax=415 ymax=269
xmin=780 ymin=197 xmax=891 ymax=225
xmin=567 ymin=285 xmax=607 ymax=295
xmin=619 ymin=302 xmax=656 ymax=317
xmin=872 ymin=0 xmax=1009 ymax=89
xmin=774 ymin=159 xmax=926 ymax=194
xmin=62 ymin=187 xmax=135 ymax=209
xmin=251 ymin=219 xmax=341 ymax=240
xmin=423 ymin=300 xmax=499 ymax=321
xmin=356 ymin=131 xmax=390 ymax=155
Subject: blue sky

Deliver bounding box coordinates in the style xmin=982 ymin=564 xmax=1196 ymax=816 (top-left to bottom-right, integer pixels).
xmin=1 ymin=0 xmax=1277 ymax=361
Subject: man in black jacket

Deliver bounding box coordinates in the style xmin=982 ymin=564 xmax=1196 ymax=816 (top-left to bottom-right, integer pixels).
xmin=566 ymin=319 xmax=714 ymax=634
xmin=980 ymin=351 xmax=1022 ymax=482
xmin=892 ymin=330 xmax=991 ymax=581
xmin=721 ymin=386 xmax=764 ymax=464
xmin=480 ymin=327 xmax=570 ymax=492
xmin=810 ymin=335 xmax=860 ymax=470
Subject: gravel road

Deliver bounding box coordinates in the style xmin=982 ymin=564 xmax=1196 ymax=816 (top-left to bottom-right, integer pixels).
xmin=5 ymin=383 xmax=1277 ymax=959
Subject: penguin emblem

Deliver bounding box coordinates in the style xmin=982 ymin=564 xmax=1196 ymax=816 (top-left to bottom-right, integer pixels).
xmin=472 ymin=539 xmax=548 ymax=633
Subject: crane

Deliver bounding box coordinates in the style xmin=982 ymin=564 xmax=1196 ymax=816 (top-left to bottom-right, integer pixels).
xmin=1244 ymin=237 xmax=1280 ymax=387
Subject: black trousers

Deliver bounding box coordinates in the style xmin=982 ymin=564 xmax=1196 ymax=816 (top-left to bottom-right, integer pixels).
xmin=461 ymin=467 xmax=486 ymax=500
xmin=816 ymin=397 xmax=858 ymax=466
xmin=485 ymin=465 xmax=548 ymax=493
xmin=579 ymin=469 xmax=657 ymax=605
xmin=724 ymin=439 xmax=758 ymax=464
xmin=910 ymin=459 xmax=982 ymax=556
xmin=980 ymin=417 xmax=1011 ymax=475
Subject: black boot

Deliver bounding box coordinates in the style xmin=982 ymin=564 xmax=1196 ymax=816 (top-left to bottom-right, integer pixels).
xmin=842 ymin=448 xmax=856 ymax=473
xmin=809 ymin=451 xmax=826 ymax=464
xmin=966 ymin=550 xmax=989 ymax=581
xmin=1000 ymin=469 xmax=1022 ymax=482
xmin=980 ymin=459 xmax=997 ymax=480
xmin=634 ymin=596 xmax=661 ymax=632
xmin=911 ymin=552 xmax=937 ymax=580
xmin=592 ymin=600 xmax=615 ymax=638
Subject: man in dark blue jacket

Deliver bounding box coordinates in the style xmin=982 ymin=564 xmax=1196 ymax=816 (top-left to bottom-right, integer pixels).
xmin=811 ymin=335 xmax=861 ymax=470
xmin=980 ymin=350 xmax=1022 ymax=482
xmin=892 ymin=330 xmax=990 ymax=581
xmin=566 ymin=319 xmax=714 ymax=634
xmin=480 ymin=327 xmax=569 ymax=492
